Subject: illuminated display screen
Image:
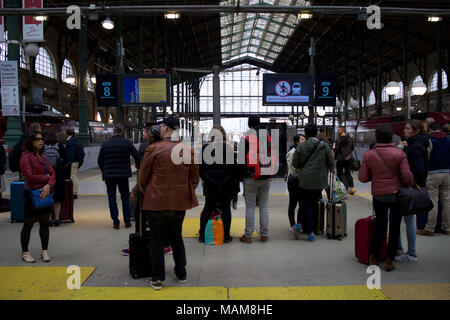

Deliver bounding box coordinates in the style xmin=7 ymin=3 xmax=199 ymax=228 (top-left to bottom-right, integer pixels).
xmin=121 ymin=75 xmax=170 ymax=106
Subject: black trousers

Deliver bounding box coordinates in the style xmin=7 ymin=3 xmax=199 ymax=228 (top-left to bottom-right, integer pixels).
xmin=299 ymin=188 xmax=322 ymax=235
xmin=371 ymin=198 xmax=403 ymax=260
xmin=287 ymin=175 xmax=301 ymax=227
xmin=336 ymin=159 xmax=354 ymax=189
xmin=146 ymin=210 xmax=186 ymax=281
xmin=200 ymin=197 xmax=232 ymax=241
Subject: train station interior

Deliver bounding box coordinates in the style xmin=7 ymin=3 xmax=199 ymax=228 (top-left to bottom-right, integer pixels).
xmin=0 ymin=1 xmax=449 ymax=302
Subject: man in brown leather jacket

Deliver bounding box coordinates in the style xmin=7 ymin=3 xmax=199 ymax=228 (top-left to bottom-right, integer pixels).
xmin=138 ymin=116 xmax=199 ymax=290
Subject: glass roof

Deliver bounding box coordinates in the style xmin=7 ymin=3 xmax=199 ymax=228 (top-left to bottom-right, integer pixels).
xmin=220 ymin=0 xmax=310 ymax=65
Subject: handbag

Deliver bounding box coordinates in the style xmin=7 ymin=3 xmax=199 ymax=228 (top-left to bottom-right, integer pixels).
xmin=205 ymin=209 xmax=224 ymax=246
xmin=373 ymin=149 xmax=433 ymax=215
xmin=396 ymin=186 xmax=434 ymax=216
xmin=24 ymin=159 xmax=54 ymax=210
xmin=332 ymin=174 xmax=348 ymax=202
xmin=351 ymin=151 xmax=361 ymax=171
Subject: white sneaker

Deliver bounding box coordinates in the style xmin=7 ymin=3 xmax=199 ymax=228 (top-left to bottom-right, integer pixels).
xmin=394 ymin=254 xmax=418 ymax=263
xmin=289 ymin=226 xmax=294 ymax=233
xmin=22 ymin=252 xmax=36 ymax=263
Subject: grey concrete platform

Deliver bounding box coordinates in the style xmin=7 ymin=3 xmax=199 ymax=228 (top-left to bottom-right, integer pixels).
xmin=0 ymin=169 xmax=449 ymax=289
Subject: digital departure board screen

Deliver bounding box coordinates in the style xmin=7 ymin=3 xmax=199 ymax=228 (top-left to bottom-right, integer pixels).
xmin=120 ymin=74 xmax=170 ymax=106
xmin=263 ymin=73 xmax=313 ymax=106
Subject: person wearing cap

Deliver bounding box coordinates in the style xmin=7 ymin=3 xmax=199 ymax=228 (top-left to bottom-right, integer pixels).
xmin=98 ymin=123 xmax=140 ymax=229
xmin=138 ymin=116 xmax=199 ymax=290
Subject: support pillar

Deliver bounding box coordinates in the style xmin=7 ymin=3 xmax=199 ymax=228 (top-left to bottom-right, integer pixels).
xmin=402 ymin=18 xmax=408 ymax=121
xmin=78 ymin=3 xmax=89 ymax=146
xmin=4 ymin=0 xmax=22 ymax=150
xmin=437 ymin=21 xmax=443 ymax=112
xmin=212 ymin=65 xmax=221 ymax=126
xmin=376 ymin=28 xmax=383 ymax=116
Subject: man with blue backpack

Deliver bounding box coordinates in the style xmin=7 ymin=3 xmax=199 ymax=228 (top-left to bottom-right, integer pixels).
xmin=65 ymin=127 xmax=85 ymax=200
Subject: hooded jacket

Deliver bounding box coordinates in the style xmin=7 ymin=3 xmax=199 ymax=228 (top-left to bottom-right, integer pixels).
xmin=404 ymin=134 xmax=429 ymax=187
xmin=292 ymin=137 xmax=334 ymax=190
xmin=428 ymin=131 xmax=450 ymax=173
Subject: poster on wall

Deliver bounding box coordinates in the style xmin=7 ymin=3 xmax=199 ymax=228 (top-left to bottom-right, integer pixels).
xmin=1 ymin=61 xmax=20 ymax=116
xmin=23 ymin=0 xmax=44 ymax=42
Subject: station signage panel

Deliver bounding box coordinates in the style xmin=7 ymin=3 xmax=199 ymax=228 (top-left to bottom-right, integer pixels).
xmin=1 ymin=61 xmax=20 ymax=116
xmin=120 ymin=74 xmax=171 ymax=107
xmin=315 ymin=74 xmax=337 ymax=106
xmin=263 ymin=73 xmax=313 ymax=106
xmin=96 ymin=74 xmax=118 ymax=107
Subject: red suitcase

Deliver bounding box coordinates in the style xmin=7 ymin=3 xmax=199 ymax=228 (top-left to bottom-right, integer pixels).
xmin=52 ymin=179 xmax=74 ymax=223
xmin=355 ymin=215 xmax=387 ymax=264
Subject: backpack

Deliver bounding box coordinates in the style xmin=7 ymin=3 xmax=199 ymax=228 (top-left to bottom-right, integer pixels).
xmin=8 ymin=140 xmax=23 ymax=172
xmin=244 ymin=130 xmax=277 ymax=180
xmin=44 ymin=144 xmax=61 ymax=168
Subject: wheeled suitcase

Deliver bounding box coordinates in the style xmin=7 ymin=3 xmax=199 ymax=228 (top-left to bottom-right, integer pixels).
xmin=129 ymin=198 xmax=152 ymax=279
xmin=51 ymin=179 xmax=74 ymax=223
xmin=314 ymin=199 xmax=325 ymax=234
xmin=10 ymin=181 xmax=25 ymax=223
xmin=355 ymin=215 xmax=388 ymax=264
xmin=326 ymin=201 xmax=347 ymax=240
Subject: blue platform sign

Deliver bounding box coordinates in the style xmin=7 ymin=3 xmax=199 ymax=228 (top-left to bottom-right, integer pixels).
xmin=96 ymin=75 xmax=118 ymax=107
xmin=315 ymin=74 xmax=337 ymax=106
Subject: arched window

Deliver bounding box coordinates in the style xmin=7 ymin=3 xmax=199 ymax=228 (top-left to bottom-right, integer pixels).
xmin=1 ymin=32 xmax=28 ymax=69
xmin=394 ymin=82 xmax=404 ymax=100
xmin=429 ymin=70 xmax=448 ymax=92
xmin=62 ymin=59 xmax=76 ymax=85
xmin=87 ymin=71 xmax=94 ymax=92
xmin=367 ymin=91 xmax=376 ymax=106
xmin=411 ymin=75 xmax=424 ymax=96
xmin=35 ymin=47 xmax=56 ymax=79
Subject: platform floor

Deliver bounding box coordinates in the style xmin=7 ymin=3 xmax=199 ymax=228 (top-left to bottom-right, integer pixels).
xmin=0 ymin=169 xmax=449 ymax=300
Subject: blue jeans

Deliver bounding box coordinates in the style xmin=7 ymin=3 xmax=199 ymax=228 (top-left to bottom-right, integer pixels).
xmin=105 ymin=178 xmax=131 ymax=226
xmin=398 ymin=215 xmax=417 ymax=256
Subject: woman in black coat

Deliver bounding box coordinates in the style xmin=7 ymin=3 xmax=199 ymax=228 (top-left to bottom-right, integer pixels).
xmin=396 ymin=119 xmax=429 ymax=263
xmin=199 ymin=125 xmax=241 ymax=243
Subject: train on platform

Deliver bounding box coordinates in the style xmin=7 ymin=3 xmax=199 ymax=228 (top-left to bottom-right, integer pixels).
xmin=347 ymin=111 xmax=450 ymax=159
xmin=0 ymin=104 xmax=114 ymax=147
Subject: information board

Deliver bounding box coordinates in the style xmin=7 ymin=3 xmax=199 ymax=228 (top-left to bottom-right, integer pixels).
xmin=1 ymin=61 xmax=20 ymax=116
xmin=120 ymin=74 xmax=170 ymax=106
xmin=315 ymin=74 xmax=337 ymax=106
xmin=263 ymin=73 xmax=312 ymax=106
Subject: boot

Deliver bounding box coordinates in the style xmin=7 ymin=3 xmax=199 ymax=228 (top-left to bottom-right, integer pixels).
xmin=41 ymin=250 xmax=51 ymax=262
xmin=22 ymin=252 xmax=36 ymax=263
xmin=369 ymin=254 xmax=379 ymax=266
xmin=349 ymin=187 xmax=355 ymax=195
xmin=384 ymin=258 xmax=396 ymax=272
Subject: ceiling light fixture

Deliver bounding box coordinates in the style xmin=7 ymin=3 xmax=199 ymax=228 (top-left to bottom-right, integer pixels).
xmin=428 ymin=16 xmax=442 ymax=22
xmin=64 ymin=74 xmax=76 ymax=85
xmin=34 ymin=16 xmax=48 ymax=22
xmin=102 ymin=17 xmax=115 ymax=30
xmin=165 ymin=12 xmax=180 ymax=20
xmin=298 ymin=12 xmax=313 ymax=20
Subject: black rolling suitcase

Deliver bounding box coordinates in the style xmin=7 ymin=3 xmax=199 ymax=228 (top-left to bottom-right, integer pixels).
xmin=129 ymin=198 xmax=152 ymax=279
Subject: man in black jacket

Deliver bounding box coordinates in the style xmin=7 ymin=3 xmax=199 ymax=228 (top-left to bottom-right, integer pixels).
xmin=98 ymin=123 xmax=140 ymax=229
xmin=65 ymin=127 xmax=85 ymax=199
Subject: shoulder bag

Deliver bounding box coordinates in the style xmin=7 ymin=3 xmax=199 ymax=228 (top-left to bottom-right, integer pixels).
xmin=24 ymin=157 xmax=54 ymax=210
xmin=373 ymin=149 xmax=433 ymax=215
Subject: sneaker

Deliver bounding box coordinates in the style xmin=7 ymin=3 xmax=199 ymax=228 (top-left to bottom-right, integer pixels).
xmin=48 ymin=220 xmax=54 ymax=227
xmin=22 ymin=252 xmax=36 ymax=263
xmin=149 ymin=280 xmax=162 ymax=290
xmin=288 ymin=226 xmax=294 ymax=233
xmin=173 ymin=272 xmax=187 ymax=283
xmin=348 ymin=187 xmax=355 ymax=195
xmin=394 ymin=254 xmax=418 ymax=263
xmin=53 ymin=220 xmax=60 ymax=227
xmin=164 ymin=246 xmax=173 ymax=255
xmin=113 ymin=225 xmax=120 ymax=230
xmin=224 ymin=236 xmax=233 ymax=243
xmin=260 ymin=236 xmax=269 ymax=242
xmin=121 ymin=248 xmax=130 ymax=256
xmin=417 ymin=229 xmax=434 ymax=236
xmin=384 ymin=258 xmax=396 ymax=272
xmin=239 ymin=235 xmax=252 ymax=244
xmin=308 ymin=233 xmax=315 ymax=242
xmin=41 ymin=250 xmax=51 ymax=262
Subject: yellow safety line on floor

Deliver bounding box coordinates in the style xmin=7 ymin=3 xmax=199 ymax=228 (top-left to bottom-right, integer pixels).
xmin=228 ymin=285 xmax=389 ymax=300
xmin=1 ymin=267 xmax=448 ymax=300
xmin=380 ymin=283 xmax=450 ymax=300
xmin=0 ymin=266 xmax=96 ymax=300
